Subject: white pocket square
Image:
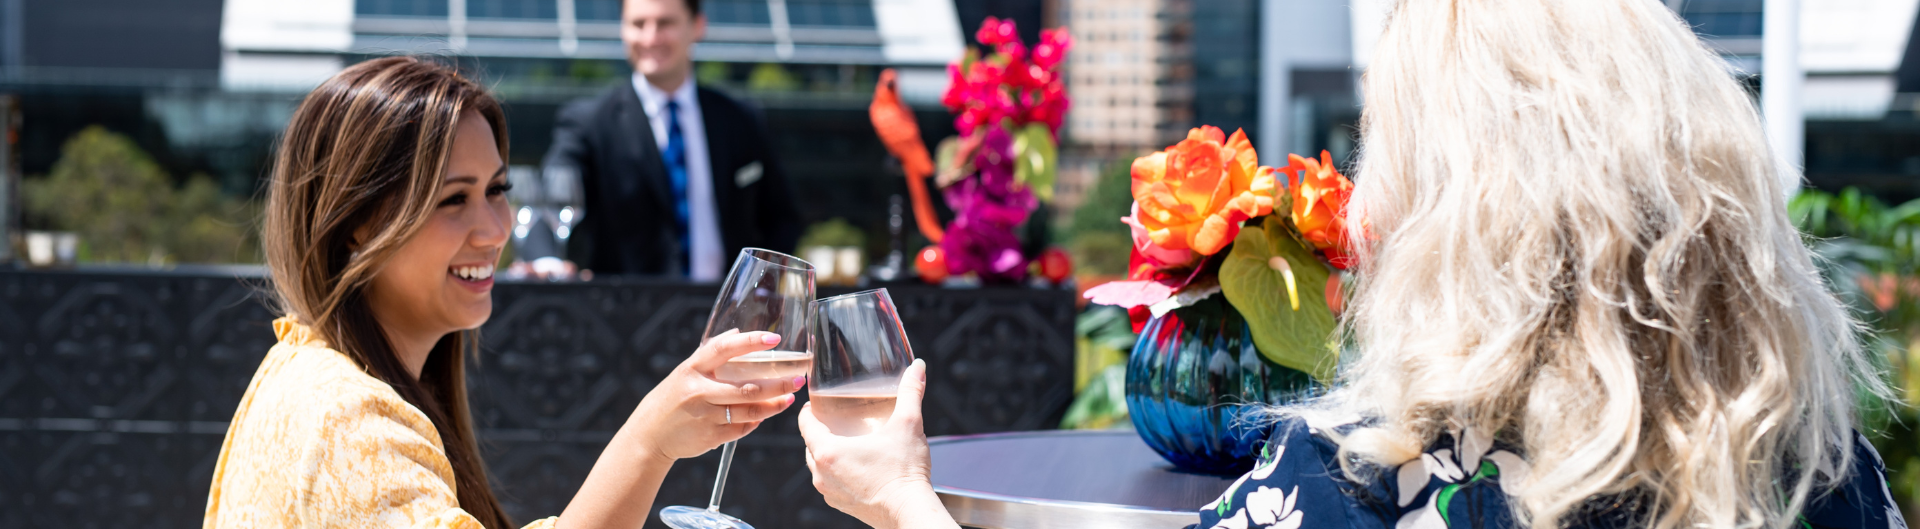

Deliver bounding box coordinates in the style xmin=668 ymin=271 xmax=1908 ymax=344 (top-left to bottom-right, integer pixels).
xmin=734 ymin=162 xmax=764 ymax=187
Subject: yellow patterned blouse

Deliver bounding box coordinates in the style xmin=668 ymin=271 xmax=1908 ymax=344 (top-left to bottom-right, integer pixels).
xmin=204 ymin=317 xmax=557 ymax=529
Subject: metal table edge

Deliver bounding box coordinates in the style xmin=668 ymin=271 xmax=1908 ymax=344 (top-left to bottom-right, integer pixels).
xmin=929 ymin=430 xmax=1202 ymax=529
xmin=926 ymin=429 xmax=1135 ymax=446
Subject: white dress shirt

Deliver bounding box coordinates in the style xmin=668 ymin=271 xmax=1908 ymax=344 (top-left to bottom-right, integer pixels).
xmin=633 ymin=74 xmax=724 ymax=281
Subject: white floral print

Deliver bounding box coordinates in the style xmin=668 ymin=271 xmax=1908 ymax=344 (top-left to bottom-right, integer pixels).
xmin=1204 ymin=444 xmax=1287 ymax=515
xmin=1191 ymin=422 xmax=1898 ymax=529
xmin=1211 ymin=507 xmax=1249 ymax=529
xmin=1245 ymin=486 xmax=1303 ymax=529
xmin=1390 ymin=429 xmax=1530 ymax=528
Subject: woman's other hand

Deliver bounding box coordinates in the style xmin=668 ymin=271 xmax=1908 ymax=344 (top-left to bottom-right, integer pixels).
xmin=797 ymin=359 xmax=958 ymax=529
xmin=625 ymin=330 xmax=803 ymax=462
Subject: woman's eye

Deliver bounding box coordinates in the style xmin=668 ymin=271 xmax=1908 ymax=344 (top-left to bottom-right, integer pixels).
xmin=438 ymin=194 xmax=467 ymax=207
xmin=487 ymin=183 xmax=512 ymax=197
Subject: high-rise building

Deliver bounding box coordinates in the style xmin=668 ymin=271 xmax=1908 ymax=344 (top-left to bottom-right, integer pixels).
xmin=1052 ymin=0 xmax=1195 ymax=221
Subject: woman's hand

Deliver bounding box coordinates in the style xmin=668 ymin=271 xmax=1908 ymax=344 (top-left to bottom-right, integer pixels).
xmin=625 ymin=330 xmax=804 ymax=462
xmin=561 ymin=330 xmax=803 ymax=529
xmin=797 ymin=359 xmax=959 ymax=529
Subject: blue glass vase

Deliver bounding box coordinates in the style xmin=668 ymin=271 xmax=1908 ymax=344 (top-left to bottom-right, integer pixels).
xmin=1126 ymin=294 xmax=1316 ymax=476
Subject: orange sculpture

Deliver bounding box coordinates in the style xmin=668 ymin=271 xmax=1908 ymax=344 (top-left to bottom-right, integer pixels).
xmin=870 ymin=68 xmax=945 ymax=243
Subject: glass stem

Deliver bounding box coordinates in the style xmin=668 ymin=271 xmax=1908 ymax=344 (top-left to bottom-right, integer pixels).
xmin=707 ymin=440 xmax=738 ymax=511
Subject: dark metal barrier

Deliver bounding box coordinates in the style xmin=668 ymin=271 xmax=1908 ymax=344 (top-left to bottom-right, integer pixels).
xmin=0 ymin=269 xmax=1076 ymax=528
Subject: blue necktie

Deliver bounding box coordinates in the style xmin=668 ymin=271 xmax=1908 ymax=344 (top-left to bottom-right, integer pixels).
xmin=663 ymin=99 xmax=691 ymax=276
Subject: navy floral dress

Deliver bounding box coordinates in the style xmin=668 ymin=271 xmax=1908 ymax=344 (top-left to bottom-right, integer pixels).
xmin=1193 ymin=418 xmax=1908 ymax=529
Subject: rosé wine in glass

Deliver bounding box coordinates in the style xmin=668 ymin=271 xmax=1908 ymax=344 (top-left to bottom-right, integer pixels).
xmin=715 ymin=350 xmax=813 ymax=385
xmin=808 ymin=377 xmax=900 ymax=436
xmin=808 ymin=288 xmax=915 ymax=438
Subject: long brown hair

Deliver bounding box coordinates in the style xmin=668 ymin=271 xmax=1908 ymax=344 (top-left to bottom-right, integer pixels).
xmin=262 ymin=56 xmax=512 ymax=528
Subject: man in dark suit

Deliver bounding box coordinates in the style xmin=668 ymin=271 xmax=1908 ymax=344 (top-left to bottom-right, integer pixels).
xmin=533 ymin=0 xmax=802 ymax=279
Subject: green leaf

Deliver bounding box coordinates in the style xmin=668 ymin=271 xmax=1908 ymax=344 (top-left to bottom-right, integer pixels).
xmin=1011 ymin=123 xmax=1057 ymax=201
xmin=1219 ymin=216 xmax=1339 ymax=381
xmin=1437 ymin=483 xmax=1462 ymax=526
xmin=934 ymin=136 xmax=968 ymax=187
xmin=1472 ymin=459 xmax=1498 ymax=481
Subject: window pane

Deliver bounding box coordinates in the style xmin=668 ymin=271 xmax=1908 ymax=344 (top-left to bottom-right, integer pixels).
xmin=468 ymin=0 xmax=557 ymax=19
xmin=1678 ymin=0 xmax=1763 ymax=37
xmin=578 ymin=0 xmax=621 ymax=20
xmin=706 ymin=0 xmax=772 ymax=25
xmin=786 ymin=0 xmax=874 ymax=28
xmin=357 ymin=0 xmax=449 ymax=17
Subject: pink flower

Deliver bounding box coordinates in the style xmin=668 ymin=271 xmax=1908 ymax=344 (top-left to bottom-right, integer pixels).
xmin=941 ymin=63 xmax=967 ymax=108
xmin=976 ymin=17 xmax=1018 ymax=46
xmin=999 ymin=40 xmax=1028 ymax=63
xmin=1082 ymin=279 xmax=1175 ymax=310
xmin=1032 ymin=28 xmax=1072 ymax=70
xmin=1122 ymin=203 xmax=1196 ymax=269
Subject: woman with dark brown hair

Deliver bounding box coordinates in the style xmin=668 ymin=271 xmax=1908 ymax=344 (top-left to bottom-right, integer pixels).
xmin=202 ymin=56 xmax=801 ymax=529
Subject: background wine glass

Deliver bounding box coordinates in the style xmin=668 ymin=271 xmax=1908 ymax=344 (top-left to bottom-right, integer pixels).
xmin=808 ymin=288 xmax=916 ymax=437
xmin=659 ymin=248 xmax=815 ymax=529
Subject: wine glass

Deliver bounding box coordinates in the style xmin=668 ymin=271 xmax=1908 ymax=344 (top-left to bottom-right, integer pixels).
xmin=506 ymin=166 xmax=544 ymax=254
xmin=807 ymin=288 xmax=916 ymax=437
xmin=659 ymin=248 xmax=816 ymax=529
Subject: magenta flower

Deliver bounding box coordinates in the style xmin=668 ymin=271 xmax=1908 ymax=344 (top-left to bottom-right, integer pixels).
xmin=933 ymin=16 xmax=1073 ymax=284
xmin=1032 ymin=28 xmax=1072 ymax=70
xmin=976 ymin=17 xmax=1018 ymax=47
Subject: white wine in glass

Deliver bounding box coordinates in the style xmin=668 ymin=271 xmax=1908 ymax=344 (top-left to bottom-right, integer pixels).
xmin=808 ymin=288 xmax=916 ymax=437
xmin=659 ymin=248 xmax=814 ymax=529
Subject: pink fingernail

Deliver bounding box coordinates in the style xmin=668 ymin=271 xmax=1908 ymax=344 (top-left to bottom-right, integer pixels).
xmin=792 ymin=376 xmax=807 ymax=388
xmin=762 ymin=334 xmax=781 ymax=345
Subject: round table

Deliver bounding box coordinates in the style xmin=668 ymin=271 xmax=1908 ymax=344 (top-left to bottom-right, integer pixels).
xmin=928 ymin=430 xmax=1237 ymax=529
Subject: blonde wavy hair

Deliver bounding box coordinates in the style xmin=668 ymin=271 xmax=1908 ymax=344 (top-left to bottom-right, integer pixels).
xmin=1306 ymin=1 xmax=1884 ymax=528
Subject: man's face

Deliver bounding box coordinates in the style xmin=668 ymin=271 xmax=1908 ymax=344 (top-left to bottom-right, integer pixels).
xmin=622 ymin=0 xmax=705 ymax=83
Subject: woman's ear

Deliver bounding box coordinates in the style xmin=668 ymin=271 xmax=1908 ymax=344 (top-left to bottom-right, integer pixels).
xmin=349 ymin=222 xmax=372 ymax=256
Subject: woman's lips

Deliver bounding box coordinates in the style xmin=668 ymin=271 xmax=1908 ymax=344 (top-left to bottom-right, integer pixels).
xmin=449 ymin=264 xmax=495 ymax=292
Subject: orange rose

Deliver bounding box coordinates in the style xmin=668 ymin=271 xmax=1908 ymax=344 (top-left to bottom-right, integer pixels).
xmin=1130 ymin=126 xmax=1278 ymax=256
xmin=1285 ymin=150 xmax=1353 ymax=258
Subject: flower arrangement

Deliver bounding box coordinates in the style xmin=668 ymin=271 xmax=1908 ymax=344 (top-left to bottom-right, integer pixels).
xmin=1085 ymin=127 xmax=1354 ymax=381
xmin=928 ymin=17 xmax=1073 ymax=284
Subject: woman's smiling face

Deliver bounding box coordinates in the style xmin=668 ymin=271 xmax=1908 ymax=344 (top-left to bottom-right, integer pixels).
xmin=366 ymin=108 xmax=511 ymax=341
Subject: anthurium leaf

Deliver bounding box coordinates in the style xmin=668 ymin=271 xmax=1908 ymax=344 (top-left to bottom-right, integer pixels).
xmin=1219 ymin=216 xmax=1338 ymax=381
xmin=1012 ymin=123 xmax=1057 ymax=201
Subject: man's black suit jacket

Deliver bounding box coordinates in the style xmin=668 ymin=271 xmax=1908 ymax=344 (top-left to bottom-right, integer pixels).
xmin=543 ymin=83 xmax=804 ymax=276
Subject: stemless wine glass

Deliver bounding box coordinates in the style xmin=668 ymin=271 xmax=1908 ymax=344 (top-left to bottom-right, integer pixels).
xmin=808 ymin=288 xmax=916 ymax=437
xmin=659 ymin=248 xmax=816 ymax=529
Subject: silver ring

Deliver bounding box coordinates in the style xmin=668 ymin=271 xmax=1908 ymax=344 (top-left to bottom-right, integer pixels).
xmin=725 ymin=406 xmax=732 ymax=425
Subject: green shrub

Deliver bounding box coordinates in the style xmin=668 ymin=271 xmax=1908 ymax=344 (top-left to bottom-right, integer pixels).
xmin=22 ymin=126 xmax=258 ymax=264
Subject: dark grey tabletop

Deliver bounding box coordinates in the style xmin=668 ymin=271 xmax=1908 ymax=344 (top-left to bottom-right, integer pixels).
xmin=928 ymin=430 xmax=1237 ymax=529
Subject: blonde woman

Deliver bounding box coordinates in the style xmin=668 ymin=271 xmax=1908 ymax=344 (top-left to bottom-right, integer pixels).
xmin=797 ymin=1 xmax=1907 ymax=528
xmin=204 ymin=57 xmax=804 ymax=529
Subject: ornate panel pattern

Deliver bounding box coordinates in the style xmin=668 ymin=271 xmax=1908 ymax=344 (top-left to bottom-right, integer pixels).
xmin=0 ymin=270 xmax=1075 ymax=528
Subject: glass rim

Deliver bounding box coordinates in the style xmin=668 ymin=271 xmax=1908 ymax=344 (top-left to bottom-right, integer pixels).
xmin=812 ymin=288 xmax=890 ymax=305
xmin=739 ymin=247 xmax=814 ymax=272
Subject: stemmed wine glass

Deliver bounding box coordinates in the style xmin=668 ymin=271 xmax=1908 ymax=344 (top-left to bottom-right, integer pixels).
xmin=659 ymin=248 xmax=816 ymax=529
xmin=807 ymin=288 xmax=916 ymax=437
